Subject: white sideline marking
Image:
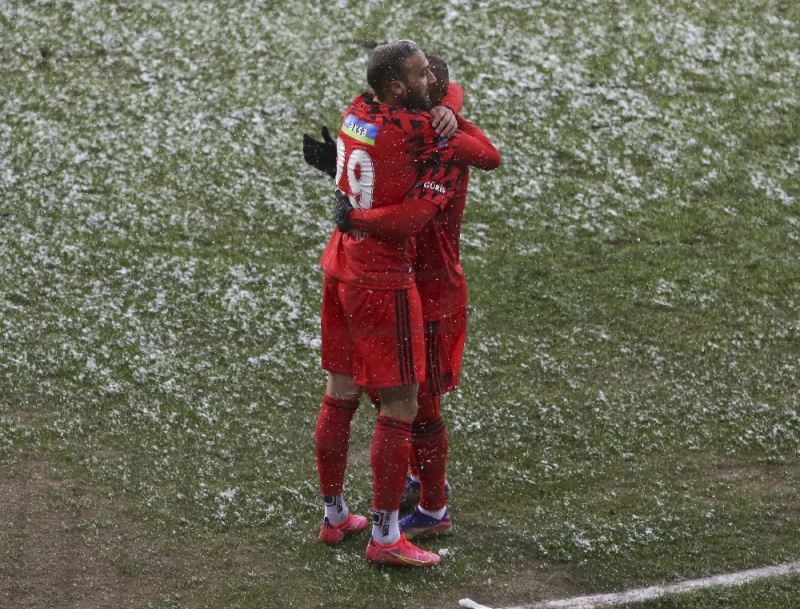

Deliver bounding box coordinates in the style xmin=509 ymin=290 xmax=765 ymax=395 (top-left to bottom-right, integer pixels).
xmin=459 ymin=561 xmax=800 ymax=609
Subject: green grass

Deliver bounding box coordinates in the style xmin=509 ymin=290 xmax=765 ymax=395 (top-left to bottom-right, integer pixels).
xmin=1 ymin=1 xmax=799 ymax=608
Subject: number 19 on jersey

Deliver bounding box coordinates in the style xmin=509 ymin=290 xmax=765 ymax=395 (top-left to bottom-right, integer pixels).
xmin=336 ymin=138 xmax=375 ymax=210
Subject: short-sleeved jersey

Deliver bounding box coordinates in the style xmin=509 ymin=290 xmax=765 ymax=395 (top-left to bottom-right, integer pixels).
xmin=320 ymin=93 xmax=458 ymax=289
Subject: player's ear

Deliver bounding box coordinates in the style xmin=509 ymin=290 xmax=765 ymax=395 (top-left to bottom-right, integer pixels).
xmin=388 ymin=79 xmax=407 ymax=98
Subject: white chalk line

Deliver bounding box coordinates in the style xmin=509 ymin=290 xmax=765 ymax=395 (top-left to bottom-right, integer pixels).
xmin=459 ymin=560 xmax=800 ymax=609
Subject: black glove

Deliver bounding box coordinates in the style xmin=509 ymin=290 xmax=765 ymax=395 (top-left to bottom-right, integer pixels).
xmin=334 ymin=189 xmax=354 ymax=233
xmin=303 ymin=126 xmax=337 ymax=179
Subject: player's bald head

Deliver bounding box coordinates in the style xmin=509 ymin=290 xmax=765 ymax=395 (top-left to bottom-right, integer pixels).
xmin=367 ymin=40 xmax=423 ymax=100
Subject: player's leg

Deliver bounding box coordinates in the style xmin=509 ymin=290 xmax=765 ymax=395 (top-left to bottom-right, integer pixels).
xmin=367 ymin=382 xmax=439 ymax=566
xmin=413 ymin=393 xmax=448 ymax=513
xmin=371 ymin=389 xmax=425 ymax=513
xmin=401 ymin=387 xmax=452 ymax=539
xmin=344 ymin=284 xmax=440 ymax=566
xmin=369 ymin=383 xmax=417 ymax=542
xmin=401 ymin=310 xmax=466 ymax=539
xmin=358 ymin=289 xmax=423 ymax=541
xmin=316 ymin=276 xmax=368 ymax=544
xmin=416 ymin=316 xmax=455 ymax=512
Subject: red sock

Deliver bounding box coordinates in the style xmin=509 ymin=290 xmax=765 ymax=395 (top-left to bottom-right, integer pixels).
xmin=315 ymin=394 xmax=359 ymax=496
xmin=371 ymin=415 xmax=413 ymax=510
xmin=412 ymin=390 xmax=441 ymax=483
xmin=412 ymin=415 xmax=449 ymax=511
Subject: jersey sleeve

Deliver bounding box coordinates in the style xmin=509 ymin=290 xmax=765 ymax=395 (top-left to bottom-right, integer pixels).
xmin=439 ymin=82 xmax=464 ymax=114
xmin=410 ymin=160 xmax=463 ymax=211
xmin=348 ymin=199 xmax=439 ymax=238
xmin=450 ymin=117 xmax=502 ymax=170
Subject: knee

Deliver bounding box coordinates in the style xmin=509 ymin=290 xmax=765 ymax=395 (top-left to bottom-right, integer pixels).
xmin=326 ymin=372 xmax=361 ymax=402
xmin=379 ymin=398 xmax=419 ymax=423
xmin=375 ymin=384 xmax=419 ymax=422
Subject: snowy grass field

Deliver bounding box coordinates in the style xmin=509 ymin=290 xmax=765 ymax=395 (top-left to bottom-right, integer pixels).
xmin=1 ymin=1 xmax=799 ymax=608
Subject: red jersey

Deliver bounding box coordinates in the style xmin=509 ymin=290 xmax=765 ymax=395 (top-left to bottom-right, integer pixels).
xmin=414 ymin=171 xmax=470 ymax=320
xmin=415 ymin=116 xmax=499 ymax=319
xmin=320 ymin=92 xmax=458 ymax=289
xmin=440 ymin=82 xmax=464 ymax=114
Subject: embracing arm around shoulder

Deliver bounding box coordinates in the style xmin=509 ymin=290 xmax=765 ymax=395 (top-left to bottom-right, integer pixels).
xmin=347 ymin=162 xmax=463 ymax=238
xmin=450 ymin=116 xmax=502 ymax=170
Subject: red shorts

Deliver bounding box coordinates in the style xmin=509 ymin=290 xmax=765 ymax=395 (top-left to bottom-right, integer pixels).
xmin=420 ymin=307 xmax=467 ymax=397
xmin=321 ymin=274 xmax=425 ymax=389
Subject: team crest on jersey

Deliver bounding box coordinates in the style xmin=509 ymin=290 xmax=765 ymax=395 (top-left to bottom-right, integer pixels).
xmin=342 ymin=114 xmax=379 ymax=145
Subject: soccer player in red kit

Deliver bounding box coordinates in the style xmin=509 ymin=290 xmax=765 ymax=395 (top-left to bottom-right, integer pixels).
xmin=315 ymin=40 xmax=489 ymax=567
xmin=306 ymin=50 xmax=501 ymax=557
xmin=339 ymin=56 xmax=501 ymax=540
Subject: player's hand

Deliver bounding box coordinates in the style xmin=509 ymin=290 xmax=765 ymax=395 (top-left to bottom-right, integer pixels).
xmin=333 ymin=189 xmax=354 ymax=233
xmin=430 ymin=106 xmax=457 ymax=138
xmin=303 ymin=126 xmax=337 ymax=179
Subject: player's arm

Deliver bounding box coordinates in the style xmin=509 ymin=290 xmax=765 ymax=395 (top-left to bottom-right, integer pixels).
xmin=345 ymin=121 xmax=499 ymax=238
xmin=450 ymin=116 xmax=502 ymax=170
xmin=347 ymin=198 xmax=439 ymax=238
xmin=337 ymin=163 xmax=462 ymax=238
xmin=439 ymin=82 xmax=464 ymax=114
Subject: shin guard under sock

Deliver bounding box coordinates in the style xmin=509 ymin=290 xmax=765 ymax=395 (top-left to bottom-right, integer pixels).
xmin=370 ymin=415 xmax=413 ymax=511
xmin=315 ymin=394 xmax=358 ymax=497
xmin=412 ymin=415 xmax=449 ymax=511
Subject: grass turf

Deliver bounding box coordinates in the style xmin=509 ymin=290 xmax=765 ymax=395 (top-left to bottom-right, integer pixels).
xmin=1 ymin=1 xmax=798 ymax=608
